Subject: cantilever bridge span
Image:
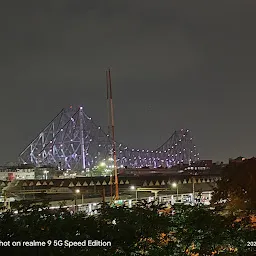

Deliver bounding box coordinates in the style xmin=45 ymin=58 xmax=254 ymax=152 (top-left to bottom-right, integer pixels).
xmin=19 ymin=106 xmax=199 ymax=170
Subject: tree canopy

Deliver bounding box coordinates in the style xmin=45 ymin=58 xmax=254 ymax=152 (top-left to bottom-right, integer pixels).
xmin=0 ymin=202 xmax=255 ymax=255
xmin=211 ymin=158 xmax=256 ymax=213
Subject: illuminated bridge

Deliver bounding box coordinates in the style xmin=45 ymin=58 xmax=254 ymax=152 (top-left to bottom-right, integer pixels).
xmin=19 ymin=106 xmax=199 ymax=170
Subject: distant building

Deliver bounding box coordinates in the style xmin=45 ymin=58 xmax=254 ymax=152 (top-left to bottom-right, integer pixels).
xmin=183 ymin=160 xmax=213 ymax=171
xmin=0 ymin=164 xmax=57 ymax=181
xmin=0 ymin=168 xmax=35 ymax=181
xmin=0 ymin=171 xmax=12 ymax=181
xmin=229 ymin=156 xmax=246 ymax=164
xmin=15 ymin=169 xmax=35 ymax=180
xmin=195 ymin=160 xmax=213 ymax=167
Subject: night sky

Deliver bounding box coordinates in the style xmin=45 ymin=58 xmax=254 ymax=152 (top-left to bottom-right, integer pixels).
xmin=0 ymin=1 xmax=255 ymax=165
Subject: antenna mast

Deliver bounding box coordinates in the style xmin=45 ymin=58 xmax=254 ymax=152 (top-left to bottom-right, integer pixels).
xmin=106 ymin=70 xmax=113 ymax=199
xmin=106 ymin=68 xmax=119 ymax=200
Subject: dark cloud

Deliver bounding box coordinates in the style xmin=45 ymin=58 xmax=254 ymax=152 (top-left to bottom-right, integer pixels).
xmin=0 ymin=1 xmax=255 ymax=164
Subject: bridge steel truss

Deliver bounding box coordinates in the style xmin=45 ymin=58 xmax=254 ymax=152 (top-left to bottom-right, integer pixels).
xmin=19 ymin=106 xmax=200 ymax=170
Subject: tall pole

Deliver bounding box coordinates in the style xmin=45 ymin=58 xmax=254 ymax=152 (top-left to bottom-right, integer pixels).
xmin=110 ymin=175 xmax=113 ymax=199
xmin=107 ymin=69 xmax=119 ymax=200
xmin=3 ymin=191 xmax=7 ymax=209
xmin=106 ymin=71 xmax=111 ymax=136
xmin=75 ymin=195 xmax=77 ymax=213
xmin=79 ymin=107 xmax=86 ymax=169
xmin=102 ymin=186 xmax=106 ymax=204
xmin=192 ymin=178 xmax=195 ymax=204
xmin=106 ymin=71 xmax=113 ymax=200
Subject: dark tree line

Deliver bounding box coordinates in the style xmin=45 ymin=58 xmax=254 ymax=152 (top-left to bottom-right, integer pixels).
xmin=212 ymin=157 xmax=256 ymax=214
xmin=0 ymin=202 xmax=255 ymax=255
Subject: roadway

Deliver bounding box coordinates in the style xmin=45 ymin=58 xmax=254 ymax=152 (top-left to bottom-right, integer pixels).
xmin=2 ymin=191 xmax=213 ymax=214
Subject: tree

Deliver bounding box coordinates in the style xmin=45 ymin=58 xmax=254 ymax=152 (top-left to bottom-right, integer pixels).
xmin=211 ymin=158 xmax=256 ymax=214
xmin=1 ymin=201 xmax=256 ymax=255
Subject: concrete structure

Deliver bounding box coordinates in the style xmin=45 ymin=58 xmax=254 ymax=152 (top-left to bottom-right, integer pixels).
xmin=1 ymin=172 xmax=221 ymax=204
xmin=0 ymin=169 xmax=35 ymax=181
xmin=15 ymin=169 xmax=35 ymax=180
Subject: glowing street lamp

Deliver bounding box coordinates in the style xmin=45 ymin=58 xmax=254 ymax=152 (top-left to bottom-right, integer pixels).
xmin=172 ymin=182 xmax=179 ymax=196
xmin=43 ymin=170 xmax=49 ymax=180
xmin=130 ymin=185 xmax=137 ymax=203
xmin=100 ymin=162 xmax=106 ymax=167
xmin=74 ymin=189 xmax=80 ymax=213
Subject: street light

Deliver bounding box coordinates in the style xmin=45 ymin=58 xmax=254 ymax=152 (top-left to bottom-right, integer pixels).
xmin=43 ymin=170 xmax=49 ymax=180
xmin=100 ymin=162 xmax=106 ymax=167
xmin=75 ymin=189 xmax=80 ymax=213
xmin=172 ymin=182 xmax=179 ymax=197
xmin=172 ymin=182 xmax=177 ymax=188
xmin=130 ymin=185 xmax=137 ymax=202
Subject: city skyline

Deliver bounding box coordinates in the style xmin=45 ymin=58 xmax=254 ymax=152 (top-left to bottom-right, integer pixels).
xmin=0 ymin=1 xmax=256 ymax=164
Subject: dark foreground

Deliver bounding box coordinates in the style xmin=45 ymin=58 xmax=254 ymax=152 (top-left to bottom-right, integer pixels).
xmin=0 ymin=201 xmax=255 ymax=256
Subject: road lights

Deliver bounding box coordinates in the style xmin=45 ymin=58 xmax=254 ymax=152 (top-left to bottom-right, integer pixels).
xmin=130 ymin=185 xmax=137 ymax=202
xmin=100 ymin=162 xmax=106 ymax=167
xmin=74 ymin=189 xmax=80 ymax=213
xmin=172 ymin=182 xmax=179 ymax=197
xmin=43 ymin=170 xmax=49 ymax=180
